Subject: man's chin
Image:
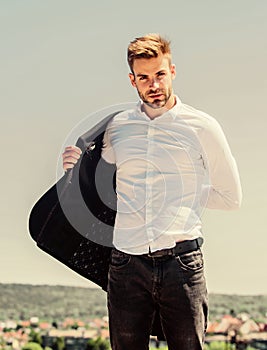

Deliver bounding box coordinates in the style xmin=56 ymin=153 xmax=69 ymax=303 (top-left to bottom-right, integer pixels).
xmin=145 ymin=99 xmax=166 ymax=109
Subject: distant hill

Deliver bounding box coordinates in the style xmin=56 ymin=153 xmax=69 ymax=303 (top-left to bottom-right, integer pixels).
xmin=0 ymin=283 xmax=266 ymax=322
xmin=208 ymin=293 xmax=267 ymax=321
xmin=0 ymin=284 xmax=107 ymax=322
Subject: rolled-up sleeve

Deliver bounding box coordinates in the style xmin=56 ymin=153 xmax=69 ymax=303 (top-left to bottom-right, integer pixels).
xmin=200 ymin=118 xmax=242 ymax=210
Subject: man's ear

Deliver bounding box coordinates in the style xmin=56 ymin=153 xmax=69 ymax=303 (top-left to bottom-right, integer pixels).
xmin=129 ymin=73 xmax=136 ymax=87
xmin=170 ymin=64 xmax=176 ymax=80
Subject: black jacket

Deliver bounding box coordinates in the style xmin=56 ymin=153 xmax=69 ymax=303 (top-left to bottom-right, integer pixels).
xmin=28 ymin=111 xmax=165 ymax=340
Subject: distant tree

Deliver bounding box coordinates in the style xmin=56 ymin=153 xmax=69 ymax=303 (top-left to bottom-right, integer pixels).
xmin=52 ymin=321 xmax=58 ymax=329
xmin=204 ymin=342 xmax=230 ymax=350
xmin=29 ymin=330 xmax=42 ymax=345
xmin=16 ymin=324 xmax=23 ymax=331
xmin=86 ymin=337 xmax=110 ymax=350
xmin=95 ymin=337 xmax=109 ymax=350
xmin=71 ymin=322 xmax=79 ymax=330
xmin=54 ymin=337 xmax=65 ymax=350
xmin=230 ymin=309 xmax=236 ymax=317
xmin=0 ymin=336 xmax=5 ymax=349
xmin=22 ymin=341 xmax=43 ymax=350
xmin=20 ymin=311 xmax=26 ymax=320
xmin=86 ymin=339 xmax=95 ymax=350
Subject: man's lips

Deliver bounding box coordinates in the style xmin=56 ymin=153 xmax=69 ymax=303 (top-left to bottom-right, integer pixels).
xmin=148 ymin=93 xmax=164 ymax=99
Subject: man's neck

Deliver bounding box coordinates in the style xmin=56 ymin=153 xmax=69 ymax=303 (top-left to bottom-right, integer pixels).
xmin=142 ymin=94 xmax=176 ymax=120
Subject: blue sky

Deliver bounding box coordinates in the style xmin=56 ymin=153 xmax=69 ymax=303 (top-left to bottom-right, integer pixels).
xmin=1 ymin=0 xmax=267 ymax=295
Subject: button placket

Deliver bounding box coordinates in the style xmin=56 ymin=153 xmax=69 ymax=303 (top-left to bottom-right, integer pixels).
xmin=145 ymin=124 xmax=155 ymax=241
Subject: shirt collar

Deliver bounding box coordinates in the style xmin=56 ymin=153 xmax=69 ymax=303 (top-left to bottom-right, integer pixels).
xmin=135 ymin=95 xmax=182 ymax=121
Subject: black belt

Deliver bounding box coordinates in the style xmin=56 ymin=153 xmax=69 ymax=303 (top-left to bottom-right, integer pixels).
xmin=145 ymin=237 xmax=203 ymax=258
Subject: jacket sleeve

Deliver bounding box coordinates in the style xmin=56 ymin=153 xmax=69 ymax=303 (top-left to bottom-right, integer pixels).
xmin=101 ymin=122 xmax=116 ymax=164
xmin=200 ymin=117 xmax=242 ymax=210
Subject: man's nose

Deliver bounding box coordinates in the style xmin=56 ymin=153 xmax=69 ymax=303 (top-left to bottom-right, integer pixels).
xmin=149 ymin=77 xmax=160 ymax=88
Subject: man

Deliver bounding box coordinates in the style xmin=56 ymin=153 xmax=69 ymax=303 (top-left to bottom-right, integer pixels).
xmin=63 ymin=34 xmax=242 ymax=350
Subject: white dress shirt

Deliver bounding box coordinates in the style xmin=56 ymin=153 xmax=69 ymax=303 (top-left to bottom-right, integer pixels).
xmin=102 ymin=96 xmax=242 ymax=254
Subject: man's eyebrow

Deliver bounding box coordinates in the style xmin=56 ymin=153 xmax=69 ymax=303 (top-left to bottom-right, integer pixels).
xmin=156 ymin=69 xmax=167 ymax=74
xmin=136 ymin=69 xmax=167 ymax=77
xmin=136 ymin=73 xmax=148 ymax=78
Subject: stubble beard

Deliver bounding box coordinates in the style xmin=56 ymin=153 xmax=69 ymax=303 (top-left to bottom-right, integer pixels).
xmin=138 ymin=87 xmax=172 ymax=110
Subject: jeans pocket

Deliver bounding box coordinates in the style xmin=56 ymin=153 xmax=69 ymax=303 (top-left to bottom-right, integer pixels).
xmin=110 ymin=249 xmax=131 ymax=269
xmin=176 ymin=249 xmax=204 ymax=271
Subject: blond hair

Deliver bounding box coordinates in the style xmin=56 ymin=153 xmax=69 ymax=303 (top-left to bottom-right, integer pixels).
xmin=127 ymin=33 xmax=171 ymax=72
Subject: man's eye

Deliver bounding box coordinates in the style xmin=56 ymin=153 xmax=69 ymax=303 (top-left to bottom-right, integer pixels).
xmin=139 ymin=76 xmax=147 ymax=81
xmin=157 ymin=72 xmax=166 ymax=77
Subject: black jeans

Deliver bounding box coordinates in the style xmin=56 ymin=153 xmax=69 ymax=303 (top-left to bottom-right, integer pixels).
xmin=107 ymin=248 xmax=208 ymax=350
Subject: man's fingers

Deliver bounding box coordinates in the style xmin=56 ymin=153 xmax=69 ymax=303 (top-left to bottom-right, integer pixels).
xmin=63 ymin=163 xmax=75 ymax=171
xmin=63 ymin=150 xmax=81 ymax=160
xmin=62 ymin=146 xmax=82 ymax=171
xmin=63 ymin=146 xmax=82 ymax=158
xmin=63 ymin=157 xmax=79 ymax=171
xmin=63 ymin=156 xmax=79 ymax=164
xmin=62 ymin=146 xmax=82 ymax=161
xmin=64 ymin=145 xmax=82 ymax=153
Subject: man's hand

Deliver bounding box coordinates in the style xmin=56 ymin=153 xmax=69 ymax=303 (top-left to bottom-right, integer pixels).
xmin=62 ymin=145 xmax=82 ymax=172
